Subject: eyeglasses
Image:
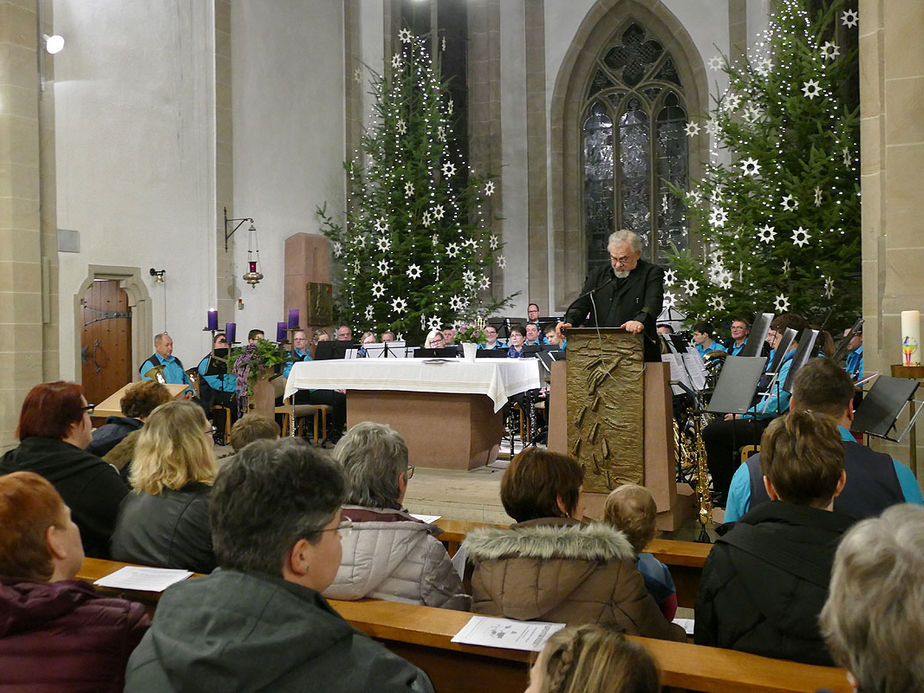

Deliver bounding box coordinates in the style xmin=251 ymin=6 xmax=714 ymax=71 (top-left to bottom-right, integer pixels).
xmin=609 ymin=255 xmax=634 ymax=264
xmin=203 ymin=425 xmax=217 ymax=436
xmin=321 ymin=517 xmax=353 ymax=539
xmin=406 ymin=464 xmax=415 ymax=480
xmin=82 ymin=404 xmax=96 ymax=416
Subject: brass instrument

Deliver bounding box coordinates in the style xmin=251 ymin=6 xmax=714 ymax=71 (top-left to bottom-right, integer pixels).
xmin=673 ymin=394 xmax=714 ymax=541
xmin=144 ymin=364 xmax=167 ymax=384
xmin=185 ymin=368 xmax=201 ymax=400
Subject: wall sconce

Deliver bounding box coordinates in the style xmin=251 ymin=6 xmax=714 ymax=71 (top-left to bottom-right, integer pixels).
xmin=149 ymin=268 xmax=166 ymax=283
xmin=43 ymin=34 xmax=65 ymax=54
xmin=224 ymin=207 xmax=263 ymax=288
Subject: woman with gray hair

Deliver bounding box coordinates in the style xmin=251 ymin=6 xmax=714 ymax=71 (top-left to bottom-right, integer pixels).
xmin=322 ymin=422 xmax=469 ymax=610
xmin=818 ymin=503 xmax=924 ymax=693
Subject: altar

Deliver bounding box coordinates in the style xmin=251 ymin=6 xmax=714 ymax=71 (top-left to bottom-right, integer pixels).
xmin=284 ymin=358 xmax=540 ymax=469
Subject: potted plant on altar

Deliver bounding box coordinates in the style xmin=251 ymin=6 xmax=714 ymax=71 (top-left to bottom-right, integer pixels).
xmin=230 ymin=339 xmax=290 ymax=418
xmin=456 ymin=319 xmax=487 ymax=361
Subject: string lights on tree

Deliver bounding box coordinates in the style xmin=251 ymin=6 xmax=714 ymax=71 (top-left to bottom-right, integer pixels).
xmin=666 ymin=0 xmax=860 ymax=327
xmin=317 ymin=31 xmax=512 ymax=342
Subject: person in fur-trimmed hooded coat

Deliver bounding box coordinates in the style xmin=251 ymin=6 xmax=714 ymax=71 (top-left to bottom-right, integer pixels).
xmin=463 ymin=449 xmax=686 ymax=641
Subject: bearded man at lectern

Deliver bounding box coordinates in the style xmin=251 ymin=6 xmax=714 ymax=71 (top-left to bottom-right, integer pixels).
xmin=559 ymin=230 xmax=664 ymax=362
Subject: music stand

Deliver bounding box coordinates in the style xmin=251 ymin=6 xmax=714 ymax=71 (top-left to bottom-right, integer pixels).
xmin=475 ymin=349 xmax=508 ymax=359
xmin=831 ymin=316 xmax=863 ymax=363
xmin=706 ymin=356 xmax=768 ymax=415
xmin=783 ymin=328 xmax=819 ymax=391
xmin=740 ymin=312 xmax=774 ymax=358
xmin=314 ymin=340 xmax=356 ymax=360
xmin=413 ymin=347 xmax=459 ymax=358
xmin=852 ymin=375 xmax=923 ymax=442
xmin=765 ymin=328 xmax=797 ymax=375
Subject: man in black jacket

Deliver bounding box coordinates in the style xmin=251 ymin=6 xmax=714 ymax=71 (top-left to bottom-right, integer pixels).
xmin=559 ymin=229 xmax=664 ymax=362
xmin=695 ymin=409 xmax=853 ymax=666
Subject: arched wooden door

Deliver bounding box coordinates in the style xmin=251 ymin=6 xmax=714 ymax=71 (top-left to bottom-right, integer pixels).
xmin=81 ymin=279 xmax=132 ymax=405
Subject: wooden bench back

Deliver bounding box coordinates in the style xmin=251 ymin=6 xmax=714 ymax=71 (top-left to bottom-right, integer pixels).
xmin=78 ymin=557 xmax=850 ymax=693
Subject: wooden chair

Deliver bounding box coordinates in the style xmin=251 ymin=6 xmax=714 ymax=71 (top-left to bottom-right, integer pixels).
xmin=211 ymin=405 xmax=232 ymax=446
xmin=275 ymin=397 xmax=329 ymax=443
xmin=739 ymin=444 xmax=760 ymax=465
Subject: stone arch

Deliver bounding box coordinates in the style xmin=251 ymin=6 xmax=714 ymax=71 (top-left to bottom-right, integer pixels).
xmin=73 ymin=265 xmax=153 ymax=385
xmin=549 ymin=0 xmax=709 ymax=311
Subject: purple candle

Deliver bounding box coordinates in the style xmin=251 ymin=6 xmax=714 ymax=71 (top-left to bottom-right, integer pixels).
xmin=276 ymin=321 xmax=287 ymax=342
xmin=225 ymin=322 xmax=236 ymax=344
xmin=207 ymin=309 xmax=218 ymax=331
xmin=288 ymin=308 xmax=299 ymax=329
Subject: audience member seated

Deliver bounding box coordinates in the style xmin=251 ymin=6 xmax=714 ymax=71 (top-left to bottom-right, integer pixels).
xmin=526 ymin=624 xmax=660 ymax=693
xmin=229 ymin=413 xmax=280 ymax=452
xmin=0 ymin=382 xmax=128 ymax=558
xmin=324 ymin=422 xmax=469 ymax=609
xmin=725 ymin=358 xmax=921 ymax=522
xmin=88 ymin=380 xmax=172 ymax=459
xmin=0 ymin=472 xmax=149 ymax=693
xmin=691 ymin=321 xmax=727 ymax=357
xmin=703 ymin=312 xmax=807 ymax=504
xmin=726 ymin=316 xmax=750 ymax=355
xmin=463 ymin=448 xmax=685 ymax=640
xmin=695 ymin=410 xmax=853 ymax=665
xmin=604 ymin=484 xmax=677 ymax=620
xmin=525 ymin=322 xmax=547 ymax=346
xmin=481 ymin=324 xmax=505 ymax=349
xmin=507 ymin=324 xmax=527 ymax=357
xmin=124 ymin=438 xmax=434 ymax=692
xmin=110 ymin=400 xmax=217 ymax=574
xmin=819 ymin=504 xmax=924 ymax=693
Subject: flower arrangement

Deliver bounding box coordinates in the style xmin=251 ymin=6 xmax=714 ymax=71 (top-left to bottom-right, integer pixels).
xmin=456 ymin=317 xmax=487 ymax=347
xmin=230 ymin=339 xmax=289 ymax=413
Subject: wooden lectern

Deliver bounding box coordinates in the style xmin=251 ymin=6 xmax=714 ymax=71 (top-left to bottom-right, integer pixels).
xmin=548 ymin=328 xmax=692 ymax=530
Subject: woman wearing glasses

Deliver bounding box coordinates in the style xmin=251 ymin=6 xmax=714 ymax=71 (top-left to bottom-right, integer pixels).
xmin=0 ymin=381 xmax=128 ymax=558
xmin=323 ymin=422 xmax=469 ymax=609
xmin=111 ymin=400 xmax=217 ymax=573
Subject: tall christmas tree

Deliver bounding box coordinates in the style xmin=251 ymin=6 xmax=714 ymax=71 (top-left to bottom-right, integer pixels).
xmin=666 ymin=0 xmax=860 ymax=328
xmin=318 ymin=30 xmax=512 ymax=344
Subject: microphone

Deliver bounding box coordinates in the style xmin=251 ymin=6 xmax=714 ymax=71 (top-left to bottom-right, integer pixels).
xmin=562 ymin=275 xmax=616 ymax=325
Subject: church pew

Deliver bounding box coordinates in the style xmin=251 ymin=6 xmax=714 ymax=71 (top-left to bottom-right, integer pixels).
xmin=78 ymin=557 xmax=850 ymax=693
xmin=437 ymin=519 xmax=711 ymax=608
xmin=330 ymin=598 xmax=852 ymax=693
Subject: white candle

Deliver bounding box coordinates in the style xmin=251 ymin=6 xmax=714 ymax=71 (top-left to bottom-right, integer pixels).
xmin=901 ymin=310 xmax=921 ymax=366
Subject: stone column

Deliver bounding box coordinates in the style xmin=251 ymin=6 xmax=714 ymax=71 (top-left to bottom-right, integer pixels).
xmin=859 ymin=0 xmax=924 ymax=478
xmin=0 ymin=0 xmax=47 ymax=449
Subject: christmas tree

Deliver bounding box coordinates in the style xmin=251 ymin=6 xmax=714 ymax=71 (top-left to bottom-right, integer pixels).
xmin=318 ymin=30 xmax=512 ymax=344
xmin=666 ymin=0 xmax=860 ymax=328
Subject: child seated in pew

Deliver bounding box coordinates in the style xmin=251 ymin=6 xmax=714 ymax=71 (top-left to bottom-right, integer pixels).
xmin=603 ymin=484 xmax=677 ymax=620
xmin=526 ymin=624 xmax=660 ymax=693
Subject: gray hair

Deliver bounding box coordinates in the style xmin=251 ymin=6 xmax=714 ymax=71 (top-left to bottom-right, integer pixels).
xmin=153 ymin=332 xmax=169 ymax=346
xmin=820 ymin=503 xmax=924 ymax=692
xmin=333 ymin=422 xmax=409 ymax=508
xmin=210 ymin=438 xmax=346 ymax=576
xmin=608 ymin=229 xmax=641 ymax=253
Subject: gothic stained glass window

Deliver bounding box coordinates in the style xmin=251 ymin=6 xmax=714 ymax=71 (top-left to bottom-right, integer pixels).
xmin=582 ymin=23 xmax=688 ymax=271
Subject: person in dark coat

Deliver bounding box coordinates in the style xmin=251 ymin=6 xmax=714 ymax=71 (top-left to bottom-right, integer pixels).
xmin=695 ymin=410 xmax=854 ymax=665
xmin=111 ymin=400 xmax=218 ymax=574
xmin=87 ymin=380 xmax=172 ymax=459
xmin=559 ymin=229 xmax=664 ymax=362
xmin=0 ymin=381 xmax=128 ymax=558
xmin=124 ymin=438 xmax=434 ymax=693
xmin=0 ymin=471 xmax=149 ymax=692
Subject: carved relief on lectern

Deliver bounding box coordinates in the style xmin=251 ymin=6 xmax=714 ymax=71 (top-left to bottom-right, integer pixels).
xmin=566 ymin=331 xmax=645 ymax=492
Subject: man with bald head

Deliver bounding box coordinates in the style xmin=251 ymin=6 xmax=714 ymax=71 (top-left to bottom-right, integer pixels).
xmin=139 ymin=333 xmax=193 ymax=397
xmin=559 ymin=229 xmax=664 ymax=362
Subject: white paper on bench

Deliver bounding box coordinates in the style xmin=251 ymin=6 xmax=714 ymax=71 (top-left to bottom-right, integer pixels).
xmin=94 ymin=566 xmax=193 ymax=592
xmin=409 ymin=513 xmax=441 ymax=524
xmin=451 ymin=615 xmax=566 ymax=652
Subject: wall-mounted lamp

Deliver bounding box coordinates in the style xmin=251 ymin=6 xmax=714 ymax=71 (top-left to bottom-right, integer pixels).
xmin=43 ymin=34 xmax=65 ymax=54
xmin=149 ymin=268 xmax=166 ymax=283
xmin=223 ymin=207 xmax=263 ymax=288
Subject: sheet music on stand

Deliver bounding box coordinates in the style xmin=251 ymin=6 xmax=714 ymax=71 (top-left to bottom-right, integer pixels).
xmin=662 ymin=350 xmax=707 ymax=395
xmin=362 ymin=341 xmax=408 ymax=359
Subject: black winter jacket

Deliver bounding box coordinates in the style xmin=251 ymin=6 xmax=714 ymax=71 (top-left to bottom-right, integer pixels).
xmin=0 ymin=437 xmax=128 ymax=558
xmin=694 ymin=501 xmax=855 ymax=665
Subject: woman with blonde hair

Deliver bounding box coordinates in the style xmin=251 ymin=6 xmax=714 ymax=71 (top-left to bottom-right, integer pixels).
xmin=526 ymin=624 xmax=660 ymax=693
xmin=111 ymin=400 xmax=218 ymax=573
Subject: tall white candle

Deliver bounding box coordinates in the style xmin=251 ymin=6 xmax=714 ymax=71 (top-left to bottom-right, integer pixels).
xmin=901 ymin=310 xmax=921 ymax=366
